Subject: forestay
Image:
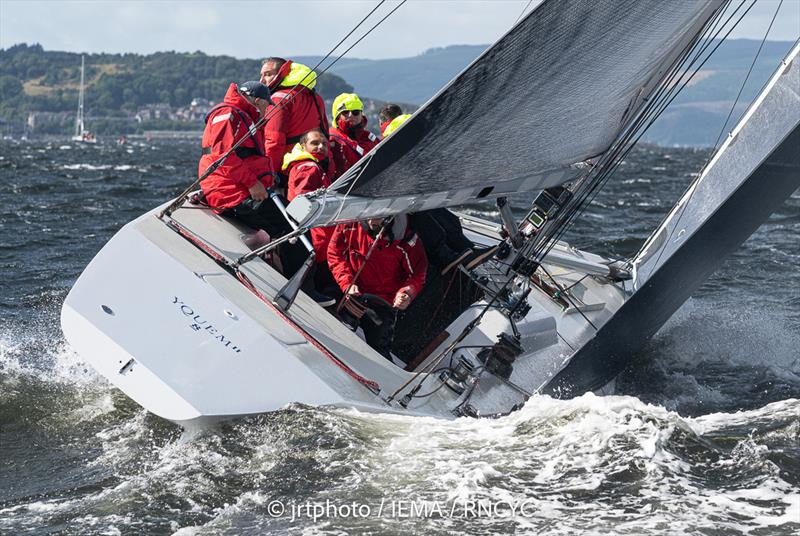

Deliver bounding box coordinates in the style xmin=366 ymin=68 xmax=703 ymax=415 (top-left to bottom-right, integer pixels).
xmin=287 ymin=0 xmax=724 ymax=228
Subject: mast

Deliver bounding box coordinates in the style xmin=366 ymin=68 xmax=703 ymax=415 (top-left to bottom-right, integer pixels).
xmin=75 ymin=55 xmax=85 ymax=137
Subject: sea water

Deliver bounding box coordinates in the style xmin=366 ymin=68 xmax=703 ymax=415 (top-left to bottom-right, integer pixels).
xmin=1 ymin=139 xmax=798 ymax=535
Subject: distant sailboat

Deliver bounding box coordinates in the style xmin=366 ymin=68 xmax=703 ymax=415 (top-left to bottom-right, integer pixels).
xmin=71 ymin=55 xmax=96 ymax=144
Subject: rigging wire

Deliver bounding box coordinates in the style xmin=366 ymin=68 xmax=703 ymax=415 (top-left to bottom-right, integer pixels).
xmin=270 ymin=0 xmax=409 ymax=226
xmin=538 ymin=264 xmax=597 ymax=330
xmin=514 ymin=0 xmax=536 ymax=25
xmin=527 ymin=0 xmax=750 ymax=273
xmin=160 ymin=0 xmax=400 ymax=219
xmin=388 ymin=1 xmax=738 ymax=408
xmin=644 ymin=0 xmax=784 ymax=277
xmin=496 ymin=0 xmax=746 ymax=255
xmin=575 ymin=0 xmax=756 ymax=262
xmin=714 ymin=0 xmax=784 ymax=149
xmin=540 ymin=5 xmax=737 ymax=247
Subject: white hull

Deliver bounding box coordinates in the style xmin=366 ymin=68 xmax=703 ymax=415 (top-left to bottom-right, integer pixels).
xmin=71 ymin=136 xmax=98 ymax=144
xmin=62 ymin=201 xmax=626 ymax=426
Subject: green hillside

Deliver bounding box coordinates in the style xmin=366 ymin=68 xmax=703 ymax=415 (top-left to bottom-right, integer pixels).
xmin=0 ymin=44 xmax=353 ymax=135
xmin=642 ymin=38 xmax=797 ymax=146
xmin=1 ymin=38 xmax=795 ymax=146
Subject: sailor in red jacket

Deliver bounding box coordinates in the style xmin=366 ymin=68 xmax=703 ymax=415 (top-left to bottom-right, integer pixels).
xmin=200 ymin=81 xmax=292 ymax=235
xmin=327 ymin=215 xmax=427 ymax=358
xmin=376 ymin=103 xmax=498 ymax=275
xmin=328 ymin=93 xmax=381 ymax=178
xmin=284 ymin=128 xmax=339 ymax=295
xmin=200 ymin=81 xmax=330 ymax=301
xmin=260 ymin=57 xmax=329 ymax=174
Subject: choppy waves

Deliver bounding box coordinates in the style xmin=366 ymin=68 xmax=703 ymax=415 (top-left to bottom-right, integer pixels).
xmin=1 ymin=139 xmax=798 ymax=535
xmin=0 ymin=304 xmax=798 ymax=534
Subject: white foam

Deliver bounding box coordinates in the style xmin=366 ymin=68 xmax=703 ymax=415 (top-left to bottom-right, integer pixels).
xmin=61 ymin=163 xmax=111 ymax=170
xmin=689 ymin=398 xmax=800 ymax=434
xmin=327 ymin=395 xmax=799 ymax=533
xmin=0 ymin=331 xmax=106 ymax=388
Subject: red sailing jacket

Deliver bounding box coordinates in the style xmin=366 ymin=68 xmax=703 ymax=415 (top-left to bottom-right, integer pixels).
xmin=327 ymin=217 xmax=427 ymax=305
xmin=199 ymin=83 xmax=272 ymax=211
xmin=285 ymin=152 xmax=337 ymax=264
xmin=329 ymin=121 xmax=381 ymax=179
xmin=263 ymin=86 xmax=329 ymax=173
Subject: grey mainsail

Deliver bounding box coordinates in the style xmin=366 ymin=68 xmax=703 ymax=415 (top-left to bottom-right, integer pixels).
xmin=288 ymin=0 xmax=724 ymax=228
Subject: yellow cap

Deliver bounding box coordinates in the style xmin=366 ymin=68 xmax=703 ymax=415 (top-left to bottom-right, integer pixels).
xmin=332 ymin=93 xmax=364 ymax=121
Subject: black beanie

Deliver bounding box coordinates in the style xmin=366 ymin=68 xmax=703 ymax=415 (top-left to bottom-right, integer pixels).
xmin=238 ymin=81 xmax=270 ymax=100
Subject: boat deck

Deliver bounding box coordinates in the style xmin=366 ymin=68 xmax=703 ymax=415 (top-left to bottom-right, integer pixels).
xmin=159 ymin=202 xmax=463 ymax=414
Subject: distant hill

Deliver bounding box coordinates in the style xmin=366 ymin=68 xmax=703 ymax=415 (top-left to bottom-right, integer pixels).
xmin=641 ymin=38 xmax=797 ymax=146
xmin=1 ymin=39 xmax=795 ymax=146
xmin=302 ymin=39 xmax=795 ymax=147
xmin=295 ymin=44 xmax=488 ymax=105
xmin=0 ymin=44 xmax=355 ymax=135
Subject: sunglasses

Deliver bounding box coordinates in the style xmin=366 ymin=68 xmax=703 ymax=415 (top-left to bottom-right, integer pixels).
xmin=340 ymin=110 xmax=362 ymax=117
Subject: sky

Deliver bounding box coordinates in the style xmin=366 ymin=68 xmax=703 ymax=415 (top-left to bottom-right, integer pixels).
xmin=1 ymin=0 xmax=798 ymax=60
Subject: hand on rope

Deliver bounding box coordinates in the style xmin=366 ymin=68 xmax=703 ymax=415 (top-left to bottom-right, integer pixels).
xmin=346 ymin=284 xmax=361 ymax=296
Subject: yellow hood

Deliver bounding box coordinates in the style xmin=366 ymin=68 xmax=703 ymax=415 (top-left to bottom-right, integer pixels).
xmin=281 ymin=143 xmax=318 ymax=171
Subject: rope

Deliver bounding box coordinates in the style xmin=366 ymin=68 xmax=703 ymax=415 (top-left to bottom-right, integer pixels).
xmin=423 ymin=269 xmax=460 ymax=333
xmin=525 ymin=0 xmax=742 ymax=273
xmin=335 ymin=218 xmax=391 ymax=313
xmin=160 ymin=0 xmax=400 ymax=219
xmin=644 ymin=0 xmax=782 ymax=277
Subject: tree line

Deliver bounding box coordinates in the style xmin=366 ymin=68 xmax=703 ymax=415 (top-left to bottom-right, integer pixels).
xmin=0 ymin=44 xmax=354 ymax=134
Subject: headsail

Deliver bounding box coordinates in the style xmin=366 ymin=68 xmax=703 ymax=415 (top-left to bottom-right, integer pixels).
xmin=287 ymin=0 xmax=725 ymax=228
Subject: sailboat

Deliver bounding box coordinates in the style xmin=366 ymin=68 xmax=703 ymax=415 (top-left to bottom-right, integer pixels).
xmin=61 ymin=0 xmax=799 ymax=427
xmin=71 ymin=55 xmax=97 ymax=144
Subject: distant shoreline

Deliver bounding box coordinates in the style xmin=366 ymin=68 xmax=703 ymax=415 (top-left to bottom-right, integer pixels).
xmin=0 ymin=135 xmax=717 ymax=150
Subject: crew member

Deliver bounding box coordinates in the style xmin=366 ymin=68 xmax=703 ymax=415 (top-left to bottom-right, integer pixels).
xmin=379 ymin=103 xmax=412 ymax=137
xmin=200 ymin=82 xmax=331 ymax=305
xmin=327 ymin=215 xmax=427 ymax=359
xmin=260 ymin=57 xmax=329 ymax=175
xmin=329 ymin=93 xmax=380 ymax=178
xmin=284 ymin=128 xmax=338 ymax=296
xmin=374 ymin=105 xmax=497 ymax=274
xmin=199 ymin=81 xmax=285 ymax=235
